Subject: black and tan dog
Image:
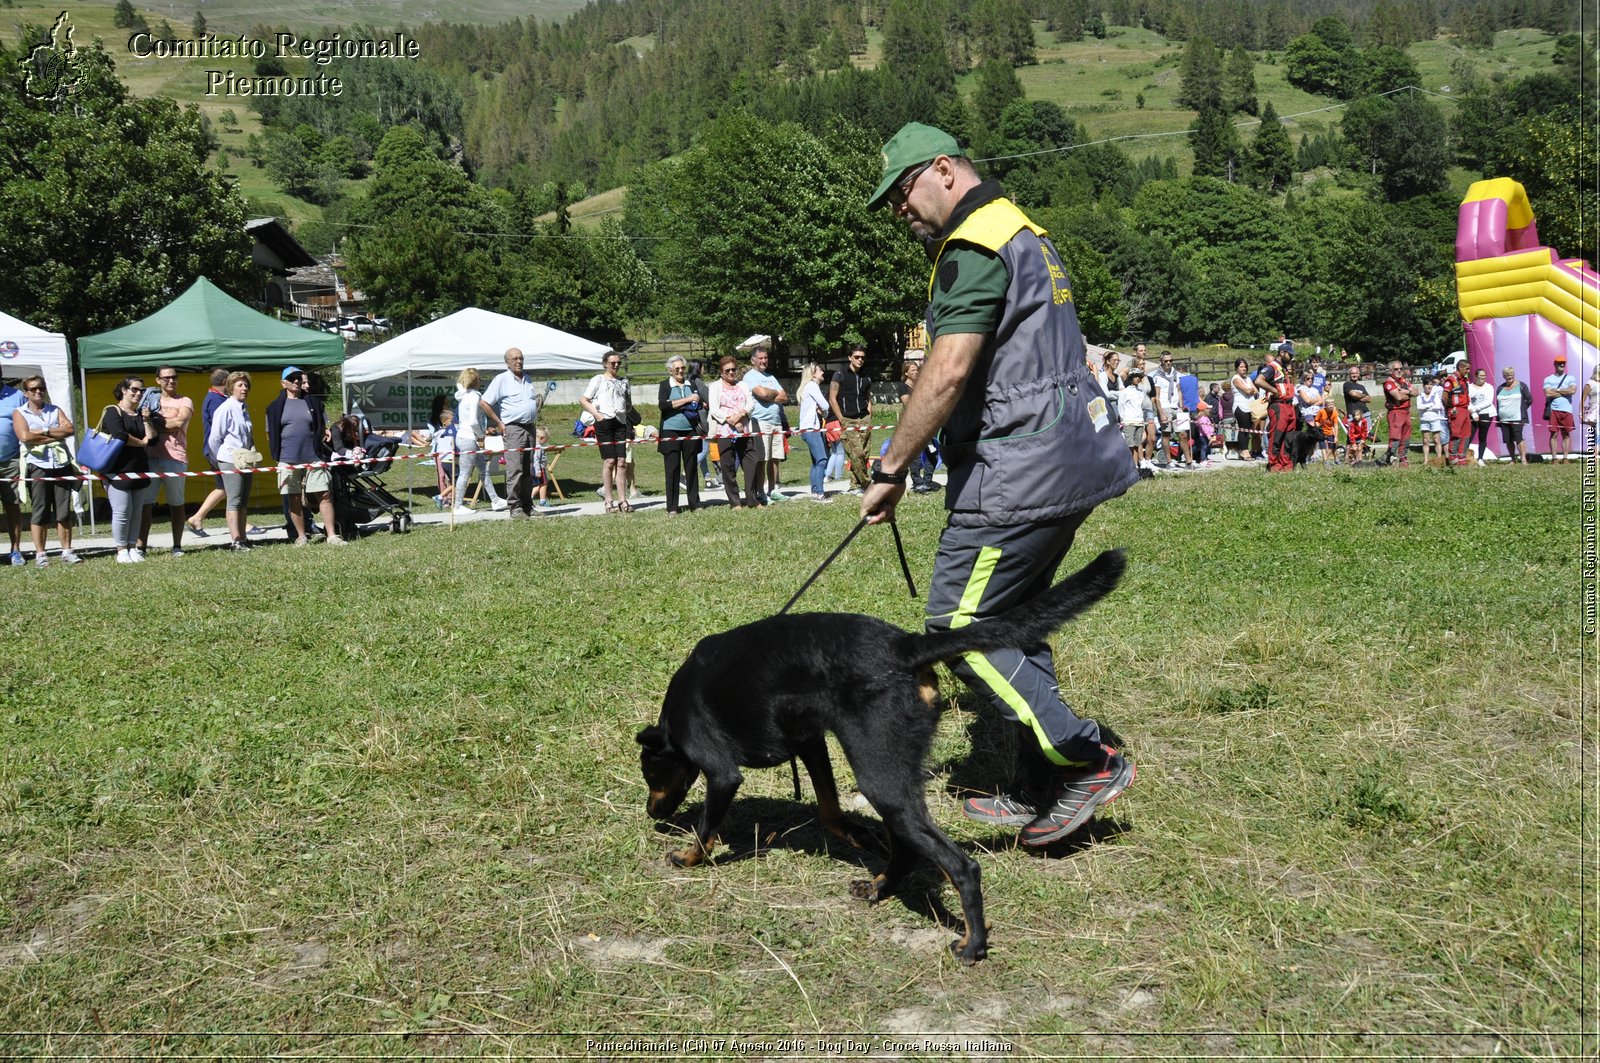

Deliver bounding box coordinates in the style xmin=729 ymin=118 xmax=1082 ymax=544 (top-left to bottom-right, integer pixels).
xmin=637 ymin=548 xmax=1127 ymax=964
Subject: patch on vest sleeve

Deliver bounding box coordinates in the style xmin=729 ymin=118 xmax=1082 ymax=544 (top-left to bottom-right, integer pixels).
xmin=1087 ymin=395 xmax=1111 ymax=432
xmin=937 ymin=257 xmax=960 ymax=293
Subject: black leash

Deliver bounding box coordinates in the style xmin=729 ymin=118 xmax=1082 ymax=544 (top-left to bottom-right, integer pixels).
xmin=779 ymin=516 xmax=920 ymax=799
xmin=779 ymin=517 xmax=918 ymax=616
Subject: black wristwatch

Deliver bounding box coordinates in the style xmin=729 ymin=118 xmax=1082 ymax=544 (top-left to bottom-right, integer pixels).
xmin=871 ymin=467 xmax=907 ymax=486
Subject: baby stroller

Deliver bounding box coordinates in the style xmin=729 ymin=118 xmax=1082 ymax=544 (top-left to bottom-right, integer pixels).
xmin=331 ymin=435 xmax=414 ymax=538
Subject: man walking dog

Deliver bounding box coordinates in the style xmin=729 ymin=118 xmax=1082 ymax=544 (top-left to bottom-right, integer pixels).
xmin=862 ymin=123 xmax=1139 ymax=847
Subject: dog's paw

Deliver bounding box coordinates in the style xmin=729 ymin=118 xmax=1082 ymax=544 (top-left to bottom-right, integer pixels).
xmin=667 ymin=847 xmax=705 ymax=868
xmin=949 ymin=931 xmax=988 ymax=965
xmin=849 ymin=873 xmax=888 ymax=904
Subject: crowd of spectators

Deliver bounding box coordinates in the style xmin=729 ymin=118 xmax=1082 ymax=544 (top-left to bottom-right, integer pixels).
xmin=0 ymin=366 xmax=362 ymax=566
xmin=1092 ymin=344 xmax=1591 ymax=472
xmin=2 ymin=343 xmax=1592 ymax=566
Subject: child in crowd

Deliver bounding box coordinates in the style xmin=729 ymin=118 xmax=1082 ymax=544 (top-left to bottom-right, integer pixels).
xmin=1193 ymin=402 xmax=1215 ymax=464
xmin=1345 ymin=405 xmax=1370 ymax=464
xmin=432 ymin=408 xmax=456 ymax=508
xmin=624 ymin=423 xmax=657 ymax=500
xmin=1117 ymin=367 xmax=1151 ymax=470
xmin=330 ymin=415 xmax=366 ymax=463
xmin=1170 ymin=402 xmax=1195 ymax=467
xmin=532 ymin=425 xmax=552 ymax=508
xmin=1418 ymin=372 xmax=1446 ymax=464
xmin=1313 ymin=397 xmax=1340 ymax=462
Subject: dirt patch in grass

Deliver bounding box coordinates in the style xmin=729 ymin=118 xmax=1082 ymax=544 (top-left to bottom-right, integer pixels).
xmin=257 ymin=940 xmax=330 ymax=988
xmin=0 ymin=894 xmax=106 ymax=967
xmin=878 ymin=990 xmax=1087 ymax=1034
xmin=884 ymin=926 xmax=948 ymax=955
xmin=573 ymin=933 xmax=670 ymax=965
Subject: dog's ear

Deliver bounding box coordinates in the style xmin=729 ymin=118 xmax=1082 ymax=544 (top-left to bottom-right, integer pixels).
xmin=636 ymin=724 xmax=666 ymax=753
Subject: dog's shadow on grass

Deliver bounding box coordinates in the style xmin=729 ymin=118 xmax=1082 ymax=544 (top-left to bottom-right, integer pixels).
xmin=652 ymin=796 xmax=881 ymax=871
xmin=651 ymin=800 xmax=971 ymax=932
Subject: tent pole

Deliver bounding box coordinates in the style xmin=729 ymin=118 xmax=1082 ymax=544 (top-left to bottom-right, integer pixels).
xmin=406 ymin=371 xmax=414 ymax=519
xmin=79 ymin=363 xmax=97 ymax=536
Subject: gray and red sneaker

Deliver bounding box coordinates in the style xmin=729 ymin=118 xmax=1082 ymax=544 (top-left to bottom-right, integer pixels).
xmin=962 ymin=789 xmax=1041 ymax=828
xmin=1019 ymin=747 xmax=1135 ymax=848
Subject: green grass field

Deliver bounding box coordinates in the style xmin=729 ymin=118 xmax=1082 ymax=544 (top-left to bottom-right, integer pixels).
xmin=0 ymin=462 xmax=1588 ymax=1057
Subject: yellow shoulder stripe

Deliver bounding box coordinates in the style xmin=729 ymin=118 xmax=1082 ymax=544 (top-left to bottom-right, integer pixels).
xmin=927 ymin=199 xmax=1046 ymax=299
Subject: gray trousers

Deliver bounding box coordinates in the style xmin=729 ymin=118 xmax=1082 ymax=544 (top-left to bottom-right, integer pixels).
xmin=107 ymin=483 xmax=147 ymax=548
xmin=503 ymin=423 xmax=536 ymax=515
xmin=924 ymin=510 xmax=1104 ymax=772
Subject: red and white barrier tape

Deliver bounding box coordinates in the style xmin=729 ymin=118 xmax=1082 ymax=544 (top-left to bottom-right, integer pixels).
xmin=18 ymin=410 xmax=1586 ymax=484
xmin=14 ymin=421 xmax=898 ymax=485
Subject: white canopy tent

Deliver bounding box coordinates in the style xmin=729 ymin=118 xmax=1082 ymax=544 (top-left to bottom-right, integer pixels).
xmin=341 ymin=308 xmax=612 ymax=385
xmin=0 ymin=309 xmax=75 ymax=417
xmin=341 ymin=308 xmax=613 ymax=437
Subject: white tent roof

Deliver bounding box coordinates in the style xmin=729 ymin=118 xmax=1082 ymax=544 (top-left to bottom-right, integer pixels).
xmin=341 ymin=308 xmax=613 ymax=384
xmin=0 ymin=308 xmax=74 ymax=416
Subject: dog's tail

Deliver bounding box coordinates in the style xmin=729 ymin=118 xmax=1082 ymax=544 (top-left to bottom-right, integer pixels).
xmin=900 ymin=548 xmax=1126 ymax=671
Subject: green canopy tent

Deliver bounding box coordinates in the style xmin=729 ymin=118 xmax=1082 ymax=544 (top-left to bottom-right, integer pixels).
xmin=76 ymin=276 xmax=347 ymax=519
xmin=77 ymin=276 xmax=343 ymax=370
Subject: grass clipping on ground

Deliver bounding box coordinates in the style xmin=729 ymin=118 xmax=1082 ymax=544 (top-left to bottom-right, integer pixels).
xmin=0 ymin=464 xmax=1587 ymax=1057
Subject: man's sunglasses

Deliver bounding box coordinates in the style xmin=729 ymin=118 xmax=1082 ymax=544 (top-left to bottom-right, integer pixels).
xmin=886 ymin=161 xmax=932 ymax=209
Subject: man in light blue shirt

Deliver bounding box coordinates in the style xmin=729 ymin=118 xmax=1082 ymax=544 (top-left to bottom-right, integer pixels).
xmin=742 ymin=346 xmax=787 ymax=503
xmin=0 ymin=380 xmax=26 ymax=564
xmin=480 ymin=347 xmax=544 ymax=516
xmin=1309 ymin=355 xmax=1327 ymax=393
xmin=1543 ymin=356 xmax=1576 ymax=463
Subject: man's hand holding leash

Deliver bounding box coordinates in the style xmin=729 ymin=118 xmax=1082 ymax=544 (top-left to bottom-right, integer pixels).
xmin=861 ymin=475 xmax=905 ymax=526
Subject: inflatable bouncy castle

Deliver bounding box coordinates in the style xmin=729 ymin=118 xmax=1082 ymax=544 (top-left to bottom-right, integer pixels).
xmin=1456 ymin=178 xmax=1598 ymax=455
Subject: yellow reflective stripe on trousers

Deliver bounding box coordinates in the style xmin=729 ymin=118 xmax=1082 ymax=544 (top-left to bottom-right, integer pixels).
xmin=947 ymin=545 xmax=1071 ymax=766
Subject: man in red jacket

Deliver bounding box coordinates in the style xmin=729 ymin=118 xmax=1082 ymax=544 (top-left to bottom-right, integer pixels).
xmin=1260 ymin=353 xmax=1295 ymax=472
xmin=1442 ymin=361 xmax=1473 ymax=465
xmin=1383 ymin=362 xmax=1415 ymax=466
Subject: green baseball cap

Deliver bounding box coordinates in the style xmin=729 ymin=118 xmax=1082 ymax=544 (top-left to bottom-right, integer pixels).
xmin=866 ymin=122 xmax=965 ymax=210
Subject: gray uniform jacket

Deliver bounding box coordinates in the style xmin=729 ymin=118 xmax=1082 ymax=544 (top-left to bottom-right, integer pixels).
xmin=926 ymin=188 xmax=1136 ymax=528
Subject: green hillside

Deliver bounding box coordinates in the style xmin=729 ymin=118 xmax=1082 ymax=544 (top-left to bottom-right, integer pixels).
xmin=3 ymin=2 xmax=1567 ymax=221
xmin=559 ymin=23 xmax=1560 ymax=220
xmin=5 ymin=1 xmax=1585 ymax=354
xmin=104 ymin=0 xmax=588 ymax=34
xmin=4 ymin=3 xmax=320 ymax=230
